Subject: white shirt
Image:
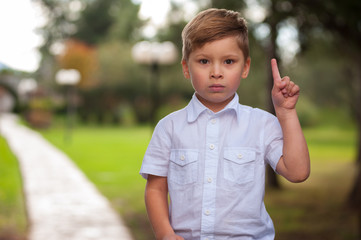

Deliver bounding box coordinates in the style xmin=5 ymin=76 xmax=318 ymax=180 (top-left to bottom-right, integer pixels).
xmin=140 ymin=94 xmax=283 ymax=240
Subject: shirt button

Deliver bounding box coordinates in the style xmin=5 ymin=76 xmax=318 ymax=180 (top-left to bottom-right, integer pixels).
xmin=207 ymin=177 xmax=212 ymax=183
xmin=209 ymin=144 xmax=215 ymax=150
xmin=180 ymin=155 xmax=185 ymax=161
xmin=237 ymin=154 xmax=243 ymax=159
xmin=205 ymin=210 xmax=211 ymax=216
xmin=211 ymin=119 xmax=217 ymax=124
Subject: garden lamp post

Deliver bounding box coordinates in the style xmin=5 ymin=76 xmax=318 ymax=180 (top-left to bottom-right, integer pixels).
xmin=55 ymin=69 xmax=80 ymax=142
xmin=132 ymin=41 xmax=178 ymax=125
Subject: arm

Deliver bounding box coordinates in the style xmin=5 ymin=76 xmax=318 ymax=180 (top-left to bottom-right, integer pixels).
xmin=145 ymin=175 xmax=184 ymax=240
xmin=271 ymin=59 xmax=310 ymax=183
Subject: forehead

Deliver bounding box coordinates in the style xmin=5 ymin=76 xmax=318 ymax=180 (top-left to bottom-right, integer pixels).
xmin=191 ymin=36 xmax=244 ymax=57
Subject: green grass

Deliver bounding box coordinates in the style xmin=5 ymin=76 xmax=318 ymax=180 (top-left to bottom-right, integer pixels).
xmin=38 ymin=124 xmax=154 ymax=240
xmin=0 ymin=136 xmax=27 ymax=240
xmin=38 ymin=123 xmax=359 ymax=240
xmin=304 ymin=126 xmax=357 ymax=161
xmin=266 ymin=126 xmax=359 ymax=239
xmin=1 ymin=119 xmax=359 ymax=239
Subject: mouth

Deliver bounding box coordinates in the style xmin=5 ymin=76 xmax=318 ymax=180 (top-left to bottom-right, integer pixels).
xmin=209 ymin=84 xmax=225 ymax=92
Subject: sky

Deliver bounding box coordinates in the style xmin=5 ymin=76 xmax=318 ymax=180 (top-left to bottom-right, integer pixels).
xmin=0 ymin=0 xmax=46 ymax=72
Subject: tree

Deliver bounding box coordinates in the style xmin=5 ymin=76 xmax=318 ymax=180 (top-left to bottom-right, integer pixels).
xmin=57 ymin=39 xmax=99 ymax=89
xmin=35 ymin=0 xmax=141 ymax=47
xmin=211 ymin=0 xmax=246 ymax=10
xmin=72 ymin=0 xmax=119 ymax=45
xmin=261 ymin=0 xmax=290 ymax=189
xmin=73 ymin=0 xmax=142 ymax=44
xmin=35 ymin=0 xmax=142 ymax=84
xmin=279 ymin=0 xmax=361 ymax=234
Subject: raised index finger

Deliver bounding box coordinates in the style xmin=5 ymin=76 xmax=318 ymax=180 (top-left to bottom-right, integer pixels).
xmin=271 ymin=58 xmax=281 ymax=82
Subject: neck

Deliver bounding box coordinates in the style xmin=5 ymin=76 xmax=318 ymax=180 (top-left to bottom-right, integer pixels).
xmin=195 ymin=93 xmax=235 ymax=113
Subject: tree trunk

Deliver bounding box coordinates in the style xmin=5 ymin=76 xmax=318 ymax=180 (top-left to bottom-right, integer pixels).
xmin=348 ymin=162 xmax=361 ymax=239
xmin=265 ymin=0 xmax=281 ymax=189
xmin=350 ymin=104 xmax=361 ymax=239
xmin=150 ymin=62 xmax=160 ymax=127
xmin=348 ymin=59 xmax=361 ymax=238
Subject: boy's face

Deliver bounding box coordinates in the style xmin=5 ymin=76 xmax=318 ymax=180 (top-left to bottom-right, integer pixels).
xmin=182 ymin=36 xmax=251 ymax=112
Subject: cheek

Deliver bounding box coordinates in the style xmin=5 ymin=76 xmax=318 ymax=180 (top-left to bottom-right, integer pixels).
xmin=229 ymin=72 xmax=243 ymax=84
xmin=190 ymin=70 xmax=206 ymax=85
xmin=227 ymin=76 xmax=242 ymax=92
xmin=190 ymin=77 xmax=202 ymax=91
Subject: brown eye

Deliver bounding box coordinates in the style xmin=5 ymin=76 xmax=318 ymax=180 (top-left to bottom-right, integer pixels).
xmin=225 ymin=59 xmax=234 ymax=64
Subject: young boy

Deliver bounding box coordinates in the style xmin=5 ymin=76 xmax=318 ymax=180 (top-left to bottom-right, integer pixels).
xmin=140 ymin=8 xmax=310 ymax=240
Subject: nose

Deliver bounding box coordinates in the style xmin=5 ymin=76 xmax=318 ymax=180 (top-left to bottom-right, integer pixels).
xmin=210 ymin=64 xmax=223 ymax=79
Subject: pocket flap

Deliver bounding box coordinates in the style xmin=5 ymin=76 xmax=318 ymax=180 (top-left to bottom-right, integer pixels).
xmin=170 ymin=150 xmax=198 ymax=166
xmin=224 ymin=149 xmax=256 ymax=164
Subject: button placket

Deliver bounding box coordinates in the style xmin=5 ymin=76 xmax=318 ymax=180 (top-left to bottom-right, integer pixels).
xmin=201 ymin=115 xmax=219 ymax=236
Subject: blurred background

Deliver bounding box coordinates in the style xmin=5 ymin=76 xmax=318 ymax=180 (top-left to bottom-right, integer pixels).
xmin=0 ymin=0 xmax=360 ymax=239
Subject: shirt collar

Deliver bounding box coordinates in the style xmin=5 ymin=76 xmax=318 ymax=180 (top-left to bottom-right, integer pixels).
xmin=186 ymin=93 xmax=241 ymax=123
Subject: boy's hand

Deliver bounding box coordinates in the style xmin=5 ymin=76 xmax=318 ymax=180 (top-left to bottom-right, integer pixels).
xmin=271 ymin=58 xmax=300 ymax=111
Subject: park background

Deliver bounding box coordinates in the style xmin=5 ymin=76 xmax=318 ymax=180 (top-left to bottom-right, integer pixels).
xmin=0 ymin=0 xmax=360 ymax=239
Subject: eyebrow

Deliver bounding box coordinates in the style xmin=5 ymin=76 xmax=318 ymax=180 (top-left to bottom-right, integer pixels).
xmin=193 ymin=53 xmax=241 ymax=59
xmin=223 ymin=54 xmax=241 ymax=59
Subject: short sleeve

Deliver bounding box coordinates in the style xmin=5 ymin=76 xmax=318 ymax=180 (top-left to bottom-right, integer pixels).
xmin=264 ymin=114 xmax=283 ymax=172
xmin=139 ymin=118 xmax=172 ymax=179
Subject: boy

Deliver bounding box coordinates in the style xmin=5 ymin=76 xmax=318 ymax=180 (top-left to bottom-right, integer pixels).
xmin=140 ymin=8 xmax=310 ymax=240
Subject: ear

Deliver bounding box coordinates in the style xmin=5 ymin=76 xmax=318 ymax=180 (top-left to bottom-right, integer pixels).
xmin=182 ymin=60 xmax=190 ymax=79
xmin=241 ymin=57 xmax=251 ymax=79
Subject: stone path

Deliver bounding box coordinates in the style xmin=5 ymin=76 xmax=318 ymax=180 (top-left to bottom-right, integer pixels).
xmin=0 ymin=114 xmax=133 ymax=240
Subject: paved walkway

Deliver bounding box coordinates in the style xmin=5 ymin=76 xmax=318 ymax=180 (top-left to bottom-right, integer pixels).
xmin=0 ymin=114 xmax=133 ymax=240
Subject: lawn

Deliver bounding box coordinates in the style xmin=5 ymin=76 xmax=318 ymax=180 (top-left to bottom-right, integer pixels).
xmin=267 ymin=126 xmax=359 ymax=239
xmin=0 ymin=136 xmax=27 ymax=240
xmin=38 ymin=124 xmax=154 ymax=240
xmin=0 ymin=120 xmax=359 ymax=239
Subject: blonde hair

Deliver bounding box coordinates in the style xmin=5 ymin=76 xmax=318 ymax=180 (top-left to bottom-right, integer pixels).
xmin=182 ymin=8 xmax=249 ymax=61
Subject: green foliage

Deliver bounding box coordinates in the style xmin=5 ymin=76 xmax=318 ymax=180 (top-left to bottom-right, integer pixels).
xmin=287 ymin=36 xmax=350 ymax=107
xmin=210 ymin=0 xmax=245 ymax=10
xmin=107 ymin=0 xmax=143 ymax=42
xmin=0 ymin=136 xmax=27 ymax=239
xmin=73 ymin=0 xmax=142 ymax=44
xmin=73 ymin=0 xmax=118 ymax=45
xmin=238 ymin=35 xmax=270 ymax=109
xmin=296 ymin=96 xmax=321 ymax=127
xmin=36 ymin=0 xmax=142 ymax=53
xmin=34 ymin=0 xmax=360 ymax=118
xmin=97 ymin=41 xmax=143 ymax=87
xmin=155 ymin=95 xmax=188 ymax=121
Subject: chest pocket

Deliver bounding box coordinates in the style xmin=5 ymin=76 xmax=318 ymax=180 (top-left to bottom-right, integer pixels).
xmin=169 ymin=150 xmax=199 ymax=185
xmin=223 ymin=148 xmax=256 ymax=184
